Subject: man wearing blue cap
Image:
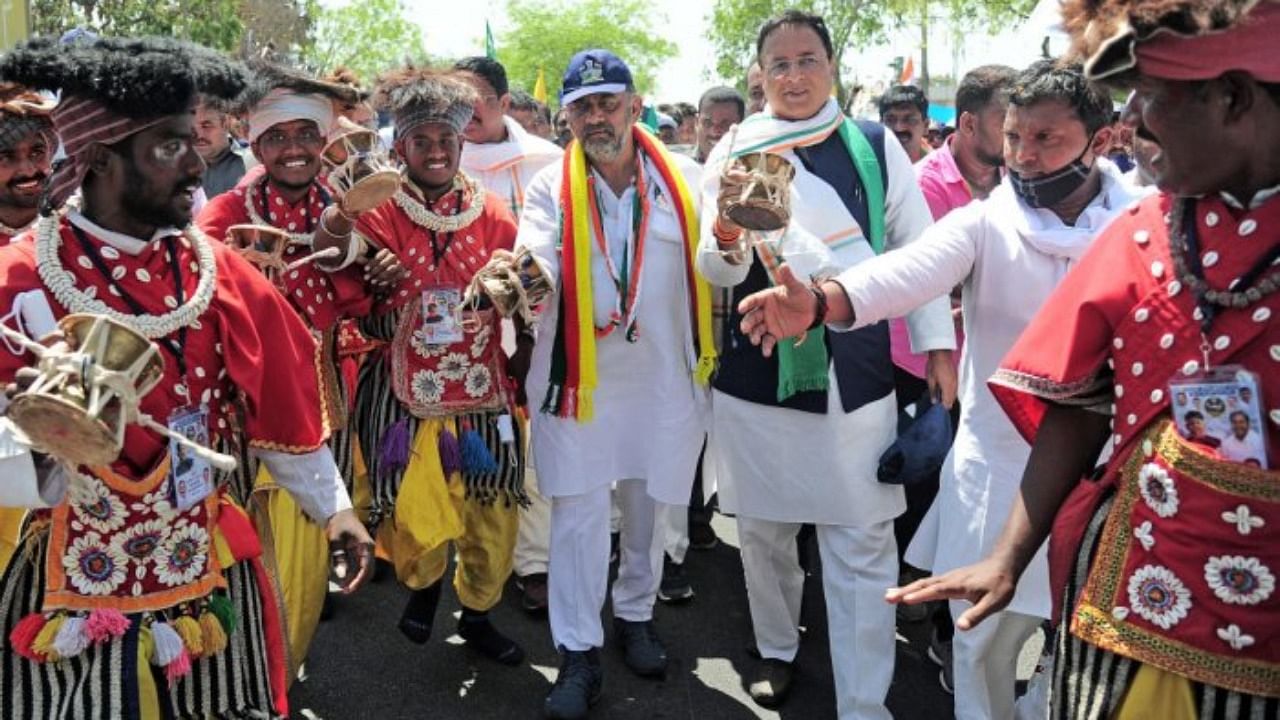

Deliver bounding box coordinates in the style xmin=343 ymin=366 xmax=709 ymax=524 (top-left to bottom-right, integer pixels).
xmin=514 ymin=49 xmax=715 ymax=719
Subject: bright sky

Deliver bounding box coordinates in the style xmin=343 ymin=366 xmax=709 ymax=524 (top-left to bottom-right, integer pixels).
xmin=376 ymin=0 xmax=1066 ymax=107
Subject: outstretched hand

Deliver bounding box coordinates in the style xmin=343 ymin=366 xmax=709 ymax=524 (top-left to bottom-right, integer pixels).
xmin=883 ymin=557 xmax=1018 ymax=631
xmin=736 ymin=264 xmax=816 ymax=358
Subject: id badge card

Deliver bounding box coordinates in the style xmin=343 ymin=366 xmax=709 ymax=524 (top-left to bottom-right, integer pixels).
xmin=420 ymin=287 xmax=464 ymax=345
xmin=168 ymin=405 xmax=215 ymax=511
xmin=1169 ymin=365 xmax=1269 ymax=468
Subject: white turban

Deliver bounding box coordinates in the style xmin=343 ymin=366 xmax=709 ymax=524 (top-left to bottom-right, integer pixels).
xmin=248 ymin=88 xmax=335 ymax=144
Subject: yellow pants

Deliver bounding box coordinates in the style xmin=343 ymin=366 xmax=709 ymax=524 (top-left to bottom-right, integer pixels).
xmin=251 ymin=467 xmax=328 ymax=683
xmin=1111 ymin=663 xmax=1197 ymax=720
xmin=379 ymin=419 xmax=518 ymax=611
xmin=0 ymin=506 xmax=26 ymax=573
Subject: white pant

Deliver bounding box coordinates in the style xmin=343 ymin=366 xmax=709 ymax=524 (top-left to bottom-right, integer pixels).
xmin=951 ymin=605 xmax=1042 ymax=720
xmin=739 ymin=516 xmax=897 ymax=720
xmin=515 ymin=468 xmax=552 ymax=577
xmin=549 ymin=479 xmax=663 ymax=651
xmin=657 ymin=502 xmax=690 ymax=564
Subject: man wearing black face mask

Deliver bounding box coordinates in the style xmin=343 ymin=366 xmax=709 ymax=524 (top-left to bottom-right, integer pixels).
xmin=734 ymin=59 xmax=1141 ymax=720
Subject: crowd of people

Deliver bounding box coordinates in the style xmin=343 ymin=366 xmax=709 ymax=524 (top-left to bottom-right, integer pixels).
xmin=0 ymin=1 xmax=1274 ymax=719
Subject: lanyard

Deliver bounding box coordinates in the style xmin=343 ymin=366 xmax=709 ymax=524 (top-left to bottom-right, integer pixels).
xmin=1180 ymin=198 xmax=1280 ymax=334
xmin=70 ymin=224 xmax=189 ymax=381
xmin=428 ymin=189 xmax=463 ymax=265
xmin=586 ymin=160 xmax=650 ymax=340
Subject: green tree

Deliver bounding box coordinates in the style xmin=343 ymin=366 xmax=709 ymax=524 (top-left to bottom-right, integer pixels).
xmin=302 ymin=0 xmax=427 ymax=80
xmin=498 ymin=0 xmax=678 ymax=107
xmin=32 ymin=0 xmax=245 ymax=50
xmin=709 ymin=0 xmax=1036 ymax=103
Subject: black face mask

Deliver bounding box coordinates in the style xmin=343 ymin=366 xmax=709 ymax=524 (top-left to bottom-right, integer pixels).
xmin=1008 ymin=137 xmax=1095 ymax=208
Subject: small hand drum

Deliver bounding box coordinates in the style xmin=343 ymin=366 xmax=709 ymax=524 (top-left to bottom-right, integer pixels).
xmin=322 ymin=119 xmax=400 ymax=214
xmin=722 ymin=151 xmax=795 ymax=232
xmin=226 ymin=224 xmax=291 ymax=286
xmin=7 ymin=314 xmax=165 ymax=467
xmin=465 ymin=247 xmax=554 ymax=323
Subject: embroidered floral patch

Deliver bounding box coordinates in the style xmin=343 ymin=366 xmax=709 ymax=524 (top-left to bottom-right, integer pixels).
xmin=464 ymin=364 xmax=492 ymax=398
xmin=69 ymin=480 xmax=128 ymax=534
xmin=1126 ymin=564 xmax=1191 ymax=630
xmin=1204 ymin=555 xmax=1275 ymax=606
xmin=63 ymin=532 xmax=128 ymax=595
xmin=439 ymin=352 xmax=470 ymax=381
xmin=154 ymin=521 xmax=210 ymax=588
xmin=411 ymin=369 xmax=445 ymax=404
xmin=110 ymin=518 xmax=169 ymax=564
xmin=1220 ymin=504 xmax=1265 ymax=536
xmin=1138 ymin=463 xmax=1179 ymax=518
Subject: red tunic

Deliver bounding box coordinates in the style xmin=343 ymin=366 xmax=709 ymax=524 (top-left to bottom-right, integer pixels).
xmin=989 ymin=192 xmax=1280 ymax=696
xmin=195 ymin=176 xmax=371 ymax=331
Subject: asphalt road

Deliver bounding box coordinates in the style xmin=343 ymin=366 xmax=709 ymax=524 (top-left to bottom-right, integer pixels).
xmin=290 ymin=513 xmax=1040 ymax=720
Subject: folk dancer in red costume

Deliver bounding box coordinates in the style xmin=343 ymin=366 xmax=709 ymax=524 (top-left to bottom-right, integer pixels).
xmin=195 ymin=63 xmax=399 ymax=677
xmin=879 ymin=1 xmax=1280 ymax=717
xmin=0 ymin=82 xmax=56 ymax=574
xmin=0 ymin=36 xmax=372 ymax=719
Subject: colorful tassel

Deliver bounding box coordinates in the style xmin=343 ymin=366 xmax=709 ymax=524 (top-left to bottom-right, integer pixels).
xmin=377 ymin=417 xmax=412 ymax=476
xmin=437 ymin=426 xmax=461 ymax=476
xmin=207 ymin=593 xmax=237 ymax=635
xmin=84 ymin=608 xmax=131 ymax=643
xmin=171 ymin=615 xmax=204 ymax=658
xmin=164 ymin=649 xmax=192 ymax=683
xmin=52 ymin=616 xmax=90 ymax=659
xmin=9 ymin=613 xmax=48 ymax=661
xmin=459 ymin=422 xmax=498 ymax=475
xmin=149 ymin=621 xmax=184 ymax=666
xmin=198 ymin=611 xmax=227 ymax=656
xmin=32 ymin=614 xmax=66 ymax=661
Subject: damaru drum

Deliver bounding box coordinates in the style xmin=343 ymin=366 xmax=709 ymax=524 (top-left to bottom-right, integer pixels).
xmin=322 ymin=118 xmax=400 ymax=214
xmin=722 ymin=151 xmax=795 ymax=232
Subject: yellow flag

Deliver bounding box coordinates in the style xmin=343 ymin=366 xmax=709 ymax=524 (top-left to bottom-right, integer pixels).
xmin=533 ymin=67 xmax=548 ymax=104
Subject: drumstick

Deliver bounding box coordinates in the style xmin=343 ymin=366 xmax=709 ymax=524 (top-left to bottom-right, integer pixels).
xmin=285 ymin=246 xmax=342 ymax=271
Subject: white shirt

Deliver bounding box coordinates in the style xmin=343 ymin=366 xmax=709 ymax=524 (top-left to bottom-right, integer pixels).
xmin=837 ymin=158 xmax=1139 ymax=617
xmin=461 ymin=116 xmax=563 ymax=219
xmin=695 ymin=127 xmax=954 ymax=527
xmin=1220 ymin=430 xmax=1266 ymax=466
xmin=519 ymin=150 xmax=710 ymax=505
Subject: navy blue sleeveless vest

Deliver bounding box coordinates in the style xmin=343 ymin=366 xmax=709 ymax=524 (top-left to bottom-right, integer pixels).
xmin=713 ymin=120 xmax=896 ymax=415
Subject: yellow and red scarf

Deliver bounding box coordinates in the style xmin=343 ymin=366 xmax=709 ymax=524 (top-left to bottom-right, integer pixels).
xmin=543 ymin=126 xmax=715 ymax=421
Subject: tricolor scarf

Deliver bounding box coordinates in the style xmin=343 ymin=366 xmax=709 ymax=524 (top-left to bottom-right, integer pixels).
xmin=543 ymin=125 xmax=715 ymax=421
xmin=710 ymin=98 xmax=887 ymax=401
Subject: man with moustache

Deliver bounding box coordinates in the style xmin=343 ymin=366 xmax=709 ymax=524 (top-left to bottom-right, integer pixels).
xmin=453 ymin=55 xmax=564 ymax=614
xmin=0 ymin=84 xmax=54 ymax=243
xmin=0 ymin=35 xmax=373 ymax=718
xmin=738 ymin=59 xmax=1139 ymax=720
xmin=193 ymin=96 xmax=250 ymax=199
xmin=746 ymin=63 xmax=766 ymax=116
xmin=516 ymin=49 xmax=715 ymax=719
xmin=698 ymin=10 xmax=956 ymax=717
xmin=694 ymin=86 xmax=745 ymax=164
xmin=880 ymin=84 xmax=932 ymax=164
xmin=509 ymin=89 xmax=554 ymax=140
xmin=886 ymin=1 xmax=1280 ymax=716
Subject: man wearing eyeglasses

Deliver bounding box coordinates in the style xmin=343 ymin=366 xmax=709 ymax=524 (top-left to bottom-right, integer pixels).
xmin=516 ymin=49 xmax=715 ymax=719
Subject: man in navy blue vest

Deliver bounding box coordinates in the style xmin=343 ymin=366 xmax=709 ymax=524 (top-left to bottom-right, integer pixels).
xmin=696 ymin=10 xmax=956 ymax=718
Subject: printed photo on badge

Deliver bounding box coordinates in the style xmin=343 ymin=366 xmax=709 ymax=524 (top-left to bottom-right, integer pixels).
xmin=169 ymin=409 xmax=215 ymax=510
xmin=1169 ymin=366 xmax=1268 ymax=468
xmin=420 ymin=287 xmax=464 ymax=345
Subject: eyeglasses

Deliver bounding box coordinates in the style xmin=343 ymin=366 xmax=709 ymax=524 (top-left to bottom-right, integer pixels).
xmin=765 ymin=56 xmax=824 ymax=79
xmin=567 ymin=94 xmax=625 ymax=119
xmin=258 ymin=127 xmax=326 ymax=151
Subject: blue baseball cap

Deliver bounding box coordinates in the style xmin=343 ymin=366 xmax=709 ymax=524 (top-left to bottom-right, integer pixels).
xmin=560 ymin=49 xmax=634 ymax=106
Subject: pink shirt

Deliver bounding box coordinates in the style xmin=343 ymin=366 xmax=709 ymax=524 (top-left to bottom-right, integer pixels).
xmin=890 ymin=137 xmax=971 ymax=378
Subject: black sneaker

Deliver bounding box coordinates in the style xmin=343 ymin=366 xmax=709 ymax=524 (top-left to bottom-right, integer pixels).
xmin=657 ymin=555 xmax=694 ymax=604
xmin=545 ymin=647 xmax=603 ymax=720
xmin=457 ymin=612 xmax=525 ymax=666
xmin=927 ymin=628 xmax=954 ymax=695
xmin=613 ymin=618 xmax=667 ymax=678
xmin=397 ymin=582 xmax=443 ymax=645
xmin=747 ymin=658 xmax=795 ymax=709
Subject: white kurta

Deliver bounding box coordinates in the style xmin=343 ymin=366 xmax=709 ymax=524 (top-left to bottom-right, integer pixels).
xmin=836 ymin=159 xmax=1140 ymax=618
xmin=697 ymin=129 xmax=956 ymax=527
xmin=461 ymin=116 xmax=563 ymax=219
xmin=519 ymin=152 xmax=709 ymax=506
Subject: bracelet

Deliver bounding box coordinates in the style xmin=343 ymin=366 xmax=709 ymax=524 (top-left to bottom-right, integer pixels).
xmin=319 ymin=208 xmax=351 ymax=238
xmin=807 ymin=282 xmax=829 ymax=330
xmin=712 ymin=217 xmax=743 ymax=244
